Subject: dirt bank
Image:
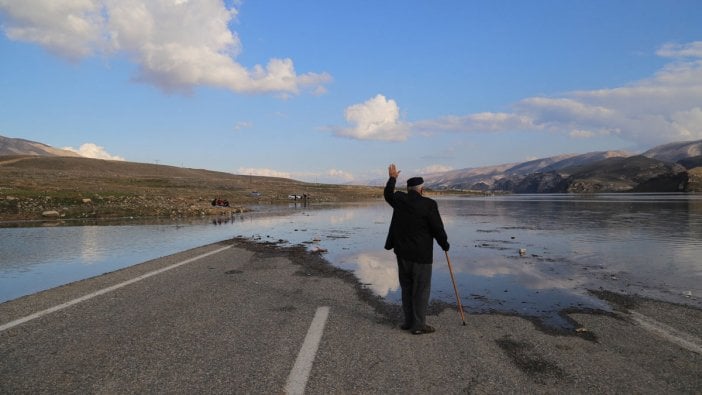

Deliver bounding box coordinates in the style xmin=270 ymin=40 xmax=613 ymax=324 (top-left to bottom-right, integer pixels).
xmin=0 ymin=155 xmax=382 ymax=221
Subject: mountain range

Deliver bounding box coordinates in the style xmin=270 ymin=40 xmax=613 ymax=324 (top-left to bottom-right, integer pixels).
xmin=418 ymin=140 xmax=702 ymax=193
xmin=2 ymin=135 xmax=701 ymax=192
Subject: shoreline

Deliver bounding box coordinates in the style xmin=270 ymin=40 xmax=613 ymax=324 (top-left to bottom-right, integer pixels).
xmin=231 ymin=237 xmax=702 ymax=338
xmin=0 ymin=201 xmax=702 ymax=333
xmin=5 ymin=235 xmax=698 ymax=338
xmin=2 ymin=206 xmax=700 ymax=330
xmin=0 ymin=202 xmax=311 ymax=227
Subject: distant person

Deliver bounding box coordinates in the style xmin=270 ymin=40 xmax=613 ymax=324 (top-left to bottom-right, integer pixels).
xmin=384 ymin=163 xmax=450 ymax=335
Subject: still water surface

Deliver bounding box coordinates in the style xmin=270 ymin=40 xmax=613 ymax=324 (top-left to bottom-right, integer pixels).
xmin=1 ymin=194 xmax=701 ymax=329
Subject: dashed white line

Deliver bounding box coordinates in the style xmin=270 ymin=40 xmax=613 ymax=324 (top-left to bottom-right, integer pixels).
xmin=0 ymin=245 xmax=232 ymax=333
xmin=285 ymin=306 xmax=330 ymax=395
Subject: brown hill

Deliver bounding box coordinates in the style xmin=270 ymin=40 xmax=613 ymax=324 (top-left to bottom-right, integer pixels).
xmin=643 ymin=139 xmax=702 ymax=162
xmin=0 ymin=136 xmax=82 ymax=157
xmin=0 ymin=156 xmax=382 ymax=221
xmin=563 ymin=155 xmax=688 ymax=193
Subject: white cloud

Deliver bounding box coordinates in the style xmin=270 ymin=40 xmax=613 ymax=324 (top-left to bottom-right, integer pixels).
xmin=414 ymin=112 xmax=534 ymax=134
xmin=326 ymin=168 xmax=355 ymax=182
xmin=237 ymin=167 xmax=292 ymax=179
xmin=63 ymin=142 xmax=125 ymax=160
xmin=0 ymin=0 xmax=105 ymax=59
xmin=353 ymin=252 xmax=399 ymax=297
xmin=280 ymin=168 xmax=357 ymax=184
xmin=671 ymin=107 xmax=702 ymax=138
xmin=410 ymin=41 xmax=702 ymax=147
xmin=569 ymin=130 xmax=597 ymax=139
xmin=656 ymin=41 xmax=702 ymax=58
xmin=418 ymin=164 xmax=453 ymax=174
xmin=334 ymin=94 xmax=409 ymax=141
xmin=0 ymin=0 xmax=331 ymax=95
xmin=325 ymin=41 xmax=701 ymax=147
xmin=233 ymin=121 xmax=252 ymax=131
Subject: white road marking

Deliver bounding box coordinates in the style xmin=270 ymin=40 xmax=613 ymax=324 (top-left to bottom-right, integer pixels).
xmin=0 ymin=245 xmax=232 ymax=333
xmin=285 ymin=306 xmax=330 ymax=395
xmin=630 ymin=310 xmax=702 ymax=355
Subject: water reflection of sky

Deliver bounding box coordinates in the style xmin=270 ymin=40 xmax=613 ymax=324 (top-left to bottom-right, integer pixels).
xmin=1 ymin=194 xmax=701 ymax=330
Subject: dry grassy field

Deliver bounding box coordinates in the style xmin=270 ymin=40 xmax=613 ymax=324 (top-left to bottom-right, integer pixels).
xmin=0 ymin=156 xmax=382 ymax=221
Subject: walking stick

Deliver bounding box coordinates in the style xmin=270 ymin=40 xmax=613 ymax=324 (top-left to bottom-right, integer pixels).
xmin=445 ymin=251 xmax=466 ymax=326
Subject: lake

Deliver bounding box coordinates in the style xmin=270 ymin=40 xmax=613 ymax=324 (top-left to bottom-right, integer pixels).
xmin=1 ymin=194 xmax=701 ymax=330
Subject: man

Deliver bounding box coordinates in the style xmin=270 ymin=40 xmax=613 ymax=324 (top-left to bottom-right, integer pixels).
xmin=384 ymin=163 xmax=450 ymax=335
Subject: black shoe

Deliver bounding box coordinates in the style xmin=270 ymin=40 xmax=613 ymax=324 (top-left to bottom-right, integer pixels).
xmin=411 ymin=325 xmax=435 ymax=335
xmin=400 ymin=323 xmax=412 ymax=330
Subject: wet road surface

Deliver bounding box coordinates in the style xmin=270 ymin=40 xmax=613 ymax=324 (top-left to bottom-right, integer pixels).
xmin=1 ymin=239 xmax=700 ymax=393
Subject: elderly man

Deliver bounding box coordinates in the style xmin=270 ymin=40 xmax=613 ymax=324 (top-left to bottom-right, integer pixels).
xmin=384 ymin=163 xmax=450 ymax=335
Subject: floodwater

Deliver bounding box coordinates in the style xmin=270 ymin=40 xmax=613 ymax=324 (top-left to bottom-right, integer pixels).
xmin=1 ymin=194 xmax=701 ymax=330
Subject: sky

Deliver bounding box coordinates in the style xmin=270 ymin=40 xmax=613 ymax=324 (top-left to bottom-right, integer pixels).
xmin=1 ymin=0 xmax=701 ymax=184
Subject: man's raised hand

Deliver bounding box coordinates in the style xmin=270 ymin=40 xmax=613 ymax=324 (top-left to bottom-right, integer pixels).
xmin=388 ymin=164 xmax=400 ymax=179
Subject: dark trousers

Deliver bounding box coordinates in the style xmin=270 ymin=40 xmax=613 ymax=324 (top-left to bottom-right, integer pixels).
xmin=396 ymin=256 xmax=433 ymax=330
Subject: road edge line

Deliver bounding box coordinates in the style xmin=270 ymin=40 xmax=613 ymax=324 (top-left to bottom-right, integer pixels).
xmin=629 ymin=310 xmax=702 ymax=355
xmin=0 ymin=245 xmax=232 ymax=332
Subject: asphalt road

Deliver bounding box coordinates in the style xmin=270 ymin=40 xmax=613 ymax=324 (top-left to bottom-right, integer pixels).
xmin=1 ymin=239 xmax=700 ymax=394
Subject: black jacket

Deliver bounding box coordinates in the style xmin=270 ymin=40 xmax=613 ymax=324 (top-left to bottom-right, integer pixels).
xmin=384 ymin=177 xmax=449 ymax=264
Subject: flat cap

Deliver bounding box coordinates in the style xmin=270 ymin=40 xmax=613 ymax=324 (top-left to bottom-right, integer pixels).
xmin=407 ymin=177 xmax=424 ymax=187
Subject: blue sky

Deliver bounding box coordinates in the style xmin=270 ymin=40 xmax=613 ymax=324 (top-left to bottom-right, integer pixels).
xmin=1 ymin=1 xmax=701 ymax=183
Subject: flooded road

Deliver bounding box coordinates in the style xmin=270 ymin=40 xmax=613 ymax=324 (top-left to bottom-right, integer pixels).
xmin=2 ymin=194 xmax=701 ymax=329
